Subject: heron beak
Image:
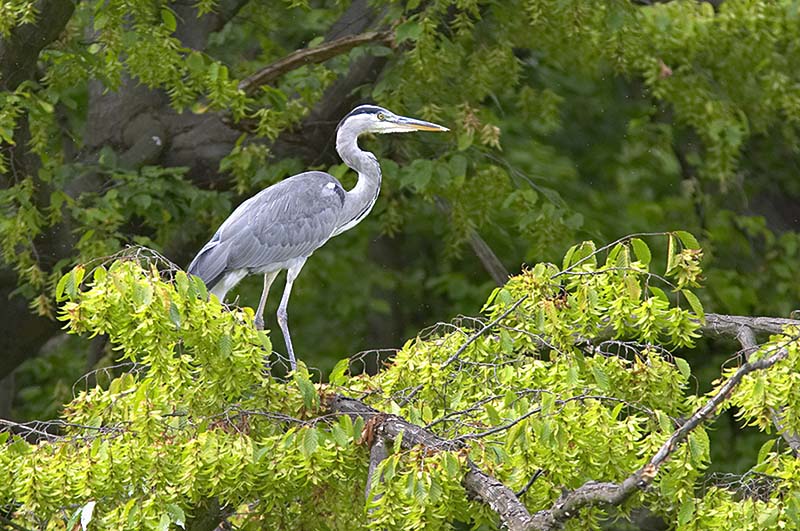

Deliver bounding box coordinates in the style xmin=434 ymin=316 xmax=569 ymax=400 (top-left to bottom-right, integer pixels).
xmin=395 ymin=116 xmax=450 ymax=132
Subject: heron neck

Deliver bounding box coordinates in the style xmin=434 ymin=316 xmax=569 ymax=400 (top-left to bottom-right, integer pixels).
xmin=334 ymin=131 xmax=382 ymax=235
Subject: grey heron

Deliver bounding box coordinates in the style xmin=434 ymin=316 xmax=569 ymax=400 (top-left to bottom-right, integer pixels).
xmin=187 ymin=105 xmax=449 ymax=370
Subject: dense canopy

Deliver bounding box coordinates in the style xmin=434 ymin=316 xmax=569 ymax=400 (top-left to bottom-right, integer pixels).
xmin=2 ymin=0 xmax=800 ymax=530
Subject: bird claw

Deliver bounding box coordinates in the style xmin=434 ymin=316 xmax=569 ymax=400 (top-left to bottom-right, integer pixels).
xmin=254 ymin=319 xmax=265 ymax=330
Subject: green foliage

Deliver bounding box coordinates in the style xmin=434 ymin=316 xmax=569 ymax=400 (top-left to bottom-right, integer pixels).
xmin=2 ymin=237 xmax=799 ymax=529
xmin=3 ymin=0 xmax=800 ymax=357
xmin=0 ymin=0 xmax=37 ymax=37
xmin=4 ymin=2 xmax=800 ymax=510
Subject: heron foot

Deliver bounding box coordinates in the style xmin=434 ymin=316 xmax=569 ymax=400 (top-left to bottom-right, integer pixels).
xmin=254 ymin=317 xmax=265 ymax=330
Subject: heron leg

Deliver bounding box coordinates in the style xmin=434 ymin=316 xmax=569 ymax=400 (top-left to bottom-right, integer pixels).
xmin=254 ymin=271 xmax=279 ymax=330
xmin=277 ymin=260 xmax=306 ymax=372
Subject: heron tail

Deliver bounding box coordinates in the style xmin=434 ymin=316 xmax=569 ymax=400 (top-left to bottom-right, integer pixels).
xmin=187 ymin=239 xmax=228 ymax=292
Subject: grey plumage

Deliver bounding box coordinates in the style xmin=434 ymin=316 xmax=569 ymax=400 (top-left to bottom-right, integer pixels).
xmin=188 ymin=172 xmax=345 ymax=292
xmin=187 ymin=105 xmax=448 ymax=370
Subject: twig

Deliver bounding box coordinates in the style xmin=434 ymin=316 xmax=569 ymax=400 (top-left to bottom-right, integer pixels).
xmin=553 ymin=232 xmax=676 ymax=279
xmin=0 ymin=514 xmax=37 ymax=531
xmin=516 ymin=469 xmax=544 ymax=498
xmin=443 ymin=296 xmax=528 ymax=368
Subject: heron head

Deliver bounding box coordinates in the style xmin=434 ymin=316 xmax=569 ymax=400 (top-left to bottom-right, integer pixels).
xmin=337 ymin=105 xmax=449 ymax=136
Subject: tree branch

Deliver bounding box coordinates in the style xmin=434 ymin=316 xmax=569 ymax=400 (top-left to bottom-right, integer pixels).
xmin=0 ymin=513 xmax=36 ymax=531
xmin=328 ymin=336 xmax=794 ymax=531
xmin=0 ymin=0 xmax=76 ymax=91
xmin=328 ymin=394 xmax=535 ymax=530
xmin=365 ymin=435 xmax=389 ymax=505
xmin=238 ymin=30 xmax=393 ymax=95
xmin=702 ymin=313 xmax=800 ymax=338
xmin=726 ymin=322 xmax=800 ymax=455
xmin=530 ymin=342 xmax=791 ymax=530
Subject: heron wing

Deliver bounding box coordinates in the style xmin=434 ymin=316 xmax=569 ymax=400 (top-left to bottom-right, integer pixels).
xmin=188 ymin=171 xmax=345 ymax=287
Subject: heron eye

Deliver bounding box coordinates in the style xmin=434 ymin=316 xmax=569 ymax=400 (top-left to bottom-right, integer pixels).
xmin=377 ymin=112 xmax=386 ymax=121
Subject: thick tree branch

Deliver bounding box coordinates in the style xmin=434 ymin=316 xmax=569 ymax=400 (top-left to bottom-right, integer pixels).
xmin=0 ymin=0 xmax=76 ymax=91
xmin=702 ymin=313 xmax=800 ymax=338
xmin=329 ymin=395 xmax=535 ymax=530
xmin=238 ymin=31 xmax=393 ymax=95
xmin=365 ymin=435 xmax=389 ymax=504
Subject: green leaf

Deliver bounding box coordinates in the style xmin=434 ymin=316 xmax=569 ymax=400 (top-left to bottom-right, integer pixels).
xmin=331 ymin=423 xmax=349 ymax=447
xmin=485 ymin=403 xmax=501 ymax=425
xmin=656 ymin=410 xmax=672 ymax=433
xmin=624 ymin=275 xmax=641 ymax=300
xmin=688 ymin=429 xmax=709 ymax=462
xmin=677 ymin=499 xmax=695 ymax=526
xmin=133 ymin=281 xmax=153 ymax=310
xmin=57 ymin=265 xmax=85 ymax=301
xmin=590 ymin=364 xmax=610 ymax=390
xmin=481 ymin=287 xmax=501 ymax=312
xmin=496 ymin=288 xmax=513 ymax=306
xmin=675 ymin=230 xmax=700 ymax=249
xmin=562 ymin=244 xmax=576 ymax=270
xmin=257 ymin=330 xmax=272 ymax=352
xmin=156 ymin=512 xmax=170 ymax=531
xmin=393 ymin=430 xmax=404 ymax=453
xmin=505 ymin=422 xmax=524 ymax=449
xmin=218 ymin=334 xmax=232 ymax=357
xmin=570 ymin=241 xmax=598 ymax=268
xmin=649 ymin=286 xmax=669 ymax=302
xmin=674 ymin=357 xmax=691 ymax=379
xmin=395 ymin=19 xmax=422 ymax=42
xmin=169 ymin=301 xmax=181 ymax=329
xmin=667 ymin=234 xmax=676 ymax=272
xmin=378 ymin=457 xmax=395 ymax=485
xmin=457 ymin=131 xmax=473 ymax=151
xmin=758 ymin=505 xmax=780 ymax=526
xmin=175 ymin=271 xmax=189 ymax=295
xmin=166 ymin=503 xmax=185 ymax=529
xmin=294 ymin=369 xmax=318 ymax=410
xmin=757 ymin=439 xmax=776 ymax=464
xmin=630 ymin=238 xmax=651 ymax=265
xmin=193 ymin=275 xmax=208 ymax=299
xmin=55 ymin=271 xmax=69 ymax=301
xmin=302 ymin=428 xmax=318 ymax=457
xmin=681 ymin=289 xmax=704 ymax=321
xmin=444 ymin=452 xmax=460 ymax=478
xmin=329 ymin=358 xmax=349 ymax=386
xmin=401 ymin=159 xmax=433 ymax=191
xmin=449 ymin=154 xmax=468 ymax=180
xmin=92 ymin=266 xmax=107 ymax=284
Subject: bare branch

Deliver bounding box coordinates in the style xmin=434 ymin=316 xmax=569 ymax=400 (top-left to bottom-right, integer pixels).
xmin=702 ymin=313 xmax=800 ymax=338
xmin=238 ymin=31 xmax=393 ymax=94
